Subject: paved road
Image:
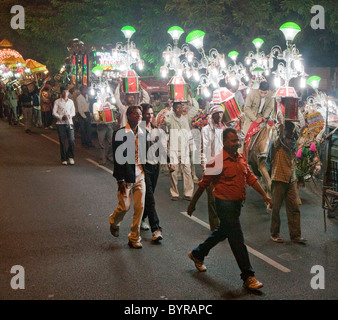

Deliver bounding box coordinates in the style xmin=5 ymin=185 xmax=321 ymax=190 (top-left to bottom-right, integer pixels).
xmin=0 ymin=119 xmax=337 ymax=302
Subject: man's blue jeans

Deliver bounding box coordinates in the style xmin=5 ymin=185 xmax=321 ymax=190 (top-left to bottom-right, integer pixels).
xmin=192 ymin=198 xmax=255 ymax=280
xmin=56 ymin=124 xmax=75 ymax=162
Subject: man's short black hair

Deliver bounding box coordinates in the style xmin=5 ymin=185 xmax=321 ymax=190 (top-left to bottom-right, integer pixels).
xmin=173 ymin=102 xmax=183 ymax=109
xmin=60 ymin=86 xmax=68 ymax=93
xmin=223 ymin=127 xmax=238 ymax=140
xmin=259 ymin=81 xmax=269 ymax=91
xmin=126 ymin=105 xmax=142 ymax=116
xmin=140 ymin=103 xmax=153 ymax=114
xmin=153 ymin=92 xmax=161 ymax=100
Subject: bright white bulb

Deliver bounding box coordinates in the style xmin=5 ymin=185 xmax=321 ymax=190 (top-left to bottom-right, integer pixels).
xmin=112 ymin=49 xmax=118 ymax=59
xmin=193 ymin=71 xmax=200 ymax=81
xmin=187 ymin=51 xmax=194 ymax=63
xmin=160 ymin=66 xmax=168 ymax=78
xmin=274 ymin=76 xmax=281 ymax=87
xmin=294 ymin=59 xmax=302 ymax=71
xmin=219 ymin=58 xmax=226 ymax=69
xmin=138 ymin=61 xmax=144 ymax=70
xmin=202 ymin=87 xmax=211 ymax=98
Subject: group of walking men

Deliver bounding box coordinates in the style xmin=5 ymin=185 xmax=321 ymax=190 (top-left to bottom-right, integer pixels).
xmin=47 ymin=79 xmax=316 ymax=292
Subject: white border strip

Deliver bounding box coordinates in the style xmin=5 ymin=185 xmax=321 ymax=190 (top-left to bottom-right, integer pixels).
xmin=181 ymin=212 xmax=291 ymax=273
xmin=40 ymin=134 xmax=60 ymax=145
xmin=86 ymin=158 xmax=114 ymax=174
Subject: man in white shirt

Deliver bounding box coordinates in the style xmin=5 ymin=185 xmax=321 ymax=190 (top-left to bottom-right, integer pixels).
xmin=200 ymin=105 xmax=225 ymax=230
xmin=114 ymin=80 xmax=150 ymax=128
xmin=76 ymin=85 xmax=93 ymax=147
xmin=53 ymin=87 xmax=76 ymax=165
xmin=165 ymin=89 xmax=199 ymax=201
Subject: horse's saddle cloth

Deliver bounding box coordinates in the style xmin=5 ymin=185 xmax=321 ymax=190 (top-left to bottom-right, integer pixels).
xmin=249 ymin=123 xmax=266 ymax=152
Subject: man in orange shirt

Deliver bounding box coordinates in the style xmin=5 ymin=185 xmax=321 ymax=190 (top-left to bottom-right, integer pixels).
xmin=187 ymin=127 xmax=272 ymax=291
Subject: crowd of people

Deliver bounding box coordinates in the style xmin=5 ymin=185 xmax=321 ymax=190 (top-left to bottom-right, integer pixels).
xmin=0 ymin=77 xmax=326 ymax=292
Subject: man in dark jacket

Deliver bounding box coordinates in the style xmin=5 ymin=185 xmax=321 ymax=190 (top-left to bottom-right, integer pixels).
xmin=109 ymin=105 xmax=146 ymax=249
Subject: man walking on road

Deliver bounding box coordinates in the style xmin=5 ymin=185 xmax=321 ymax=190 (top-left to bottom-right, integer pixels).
xmin=76 ymin=85 xmax=93 ymax=147
xmin=269 ymin=97 xmax=310 ymax=244
xmin=187 ymin=127 xmax=272 ymax=291
xmin=140 ymin=103 xmax=166 ymax=242
xmin=200 ymin=104 xmax=224 ymax=231
xmin=109 ymin=106 xmax=146 ymax=249
xmin=53 ymin=87 xmax=76 ymax=165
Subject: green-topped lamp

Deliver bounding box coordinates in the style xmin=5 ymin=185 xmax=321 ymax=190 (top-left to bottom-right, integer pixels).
xmin=280 ymin=22 xmax=301 ymax=42
xmin=307 ymin=75 xmax=321 ymax=90
xmin=228 ymin=51 xmax=239 ymax=62
xmin=92 ymin=65 xmax=104 ymax=78
xmin=121 ymin=25 xmax=136 ymax=40
xmin=168 ymin=26 xmax=184 ymax=42
xmin=252 ymin=38 xmax=264 ymax=50
xmin=186 ymin=30 xmax=205 ymax=50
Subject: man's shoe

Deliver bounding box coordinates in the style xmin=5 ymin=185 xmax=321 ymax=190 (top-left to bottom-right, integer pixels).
xmin=110 ymin=224 xmax=120 ymax=237
xmin=243 ymin=276 xmax=263 ymax=291
xmin=140 ymin=220 xmax=150 ymax=230
xmin=128 ymin=241 xmax=143 ymax=249
xmin=152 ymin=230 xmax=163 ymax=242
xmin=171 ymin=196 xmax=179 ymax=201
xmin=183 ymin=196 xmax=192 ymax=201
xmin=61 ymin=161 xmax=67 ymax=165
xmin=291 ymin=237 xmax=307 ymax=244
xmin=69 ymin=158 xmax=75 ymax=165
xmin=188 ymin=252 xmax=206 ymax=272
xmin=270 ymin=235 xmax=284 ymax=243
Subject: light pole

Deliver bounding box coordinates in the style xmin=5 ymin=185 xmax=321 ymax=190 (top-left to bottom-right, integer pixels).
xmin=270 ymin=22 xmax=307 ymax=89
xmin=306 ymin=75 xmax=337 ymax=130
xmin=245 ymin=38 xmax=271 ymax=89
xmin=112 ymin=25 xmax=145 ymax=73
xmin=160 ymin=26 xmax=195 ymax=78
xmin=185 ymin=29 xmax=228 ymax=98
xmin=226 ymin=50 xmax=248 ymax=87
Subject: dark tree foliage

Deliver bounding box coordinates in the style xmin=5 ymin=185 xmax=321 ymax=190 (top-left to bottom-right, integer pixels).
xmin=0 ymin=0 xmax=336 ymax=74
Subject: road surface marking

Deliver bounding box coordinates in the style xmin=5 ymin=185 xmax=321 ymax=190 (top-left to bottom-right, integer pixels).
xmin=40 ymin=134 xmax=60 ymax=145
xmin=40 ymin=134 xmax=113 ymax=174
xmin=181 ymin=211 xmax=291 ymax=273
xmin=86 ymin=158 xmax=114 ymax=174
